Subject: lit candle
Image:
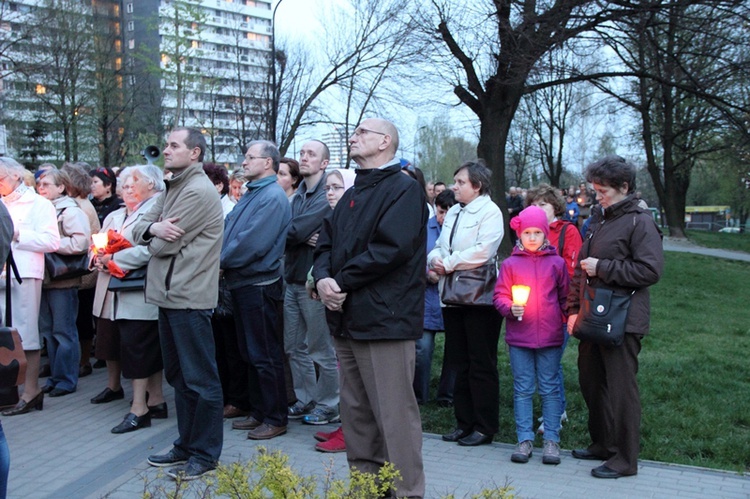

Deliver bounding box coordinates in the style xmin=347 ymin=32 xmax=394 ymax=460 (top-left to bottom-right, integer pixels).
xmin=92 ymin=233 xmax=108 ymax=252
xmin=568 ymin=209 xmax=574 ymax=217
xmin=511 ymin=285 xmax=531 ymax=321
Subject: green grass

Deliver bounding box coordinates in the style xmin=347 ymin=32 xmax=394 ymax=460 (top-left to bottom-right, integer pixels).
xmin=685 ymin=229 xmax=750 ymax=253
xmin=419 ymin=252 xmax=750 ymax=473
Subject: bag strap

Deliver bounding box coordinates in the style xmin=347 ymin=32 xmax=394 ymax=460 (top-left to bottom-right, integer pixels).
xmin=447 ymin=208 xmax=462 ymax=254
xmin=4 ymin=249 xmax=22 ymax=327
xmin=558 ymin=222 xmax=567 ymax=257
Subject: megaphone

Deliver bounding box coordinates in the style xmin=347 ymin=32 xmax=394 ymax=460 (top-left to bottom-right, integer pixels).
xmin=141 ymin=145 xmax=161 ymax=165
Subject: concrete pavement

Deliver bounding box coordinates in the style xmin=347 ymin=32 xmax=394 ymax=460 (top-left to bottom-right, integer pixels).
xmin=2 ymin=367 xmax=748 ymax=498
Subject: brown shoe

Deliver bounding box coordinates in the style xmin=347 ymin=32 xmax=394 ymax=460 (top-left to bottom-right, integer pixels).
xmin=223 ymin=404 xmax=250 ymax=419
xmin=247 ymin=423 xmax=287 ymax=440
xmin=232 ymin=415 xmax=262 ymax=431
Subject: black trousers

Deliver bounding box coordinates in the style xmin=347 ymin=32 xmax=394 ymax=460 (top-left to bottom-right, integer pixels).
xmin=443 ymin=306 xmax=502 ymax=435
xmin=578 ymin=333 xmax=642 ymax=475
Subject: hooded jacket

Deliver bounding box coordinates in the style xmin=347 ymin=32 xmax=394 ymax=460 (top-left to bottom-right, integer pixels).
xmin=567 ymin=196 xmax=663 ymax=335
xmin=494 ymin=245 xmax=569 ymax=348
xmin=313 ymin=163 xmax=427 ymax=341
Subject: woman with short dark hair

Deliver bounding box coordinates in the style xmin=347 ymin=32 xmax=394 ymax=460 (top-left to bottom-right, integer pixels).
xmin=428 ymin=160 xmax=504 ymax=447
xmin=89 ymin=167 xmax=121 ymax=226
xmin=568 ymin=155 xmax=664 ymax=479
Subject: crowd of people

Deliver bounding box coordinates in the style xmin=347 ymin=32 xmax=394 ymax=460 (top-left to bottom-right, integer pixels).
xmin=0 ymin=119 xmax=665 ymax=497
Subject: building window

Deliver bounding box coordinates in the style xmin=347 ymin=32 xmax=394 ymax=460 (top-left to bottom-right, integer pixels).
xmin=127 ymin=21 xmax=134 ymax=31
xmin=128 ymin=39 xmax=135 ymax=50
xmin=126 ymin=3 xmax=133 ymax=14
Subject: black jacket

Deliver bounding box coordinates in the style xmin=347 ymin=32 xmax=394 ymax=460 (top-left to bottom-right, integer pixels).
xmin=568 ymin=196 xmax=664 ymax=335
xmin=284 ymin=173 xmax=329 ymax=284
xmin=313 ymin=164 xmax=427 ymax=341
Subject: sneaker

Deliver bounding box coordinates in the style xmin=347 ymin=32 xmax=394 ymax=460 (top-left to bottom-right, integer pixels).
xmin=542 ymin=440 xmax=561 ymax=465
xmin=315 ymin=428 xmax=346 ymax=453
xmin=147 ymin=448 xmax=189 ymax=468
xmin=561 ymin=410 xmax=568 ymax=424
xmin=511 ymin=440 xmax=533 ymax=463
xmin=314 ymin=426 xmax=343 ymax=442
xmin=166 ymin=461 xmax=216 ymax=481
xmin=288 ymin=401 xmax=315 ymax=420
xmin=302 ymin=405 xmax=340 ymax=425
xmin=537 ymin=411 xmax=568 ymax=434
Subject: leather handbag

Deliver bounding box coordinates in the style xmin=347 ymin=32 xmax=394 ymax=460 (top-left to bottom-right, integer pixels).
xmin=44 ymin=252 xmax=90 ymax=281
xmin=439 ymin=208 xmax=497 ymax=306
xmin=107 ymin=266 xmax=147 ymax=292
xmin=572 ymin=282 xmax=633 ymax=347
xmin=0 ymin=250 xmax=27 ymax=388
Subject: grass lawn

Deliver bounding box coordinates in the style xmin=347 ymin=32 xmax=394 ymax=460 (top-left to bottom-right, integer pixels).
xmin=419 ymin=251 xmax=750 ymax=473
xmin=685 ymin=229 xmax=750 ymax=253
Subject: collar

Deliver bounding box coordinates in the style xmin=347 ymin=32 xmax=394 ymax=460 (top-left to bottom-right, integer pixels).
xmin=245 ymin=174 xmax=278 ymax=191
xmin=2 ymin=183 xmax=29 ymax=204
xmin=461 ymin=194 xmax=492 ymax=214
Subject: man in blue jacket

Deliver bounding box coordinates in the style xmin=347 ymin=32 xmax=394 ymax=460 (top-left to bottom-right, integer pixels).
xmin=221 ymin=140 xmax=292 ymax=441
xmin=314 ymin=118 xmax=427 ymax=498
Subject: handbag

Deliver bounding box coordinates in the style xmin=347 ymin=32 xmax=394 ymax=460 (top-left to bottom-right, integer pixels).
xmin=107 ymin=266 xmax=147 ymax=292
xmin=44 ymin=252 xmax=90 ymax=281
xmin=572 ymin=281 xmax=633 ymax=347
xmin=0 ymin=250 xmax=27 ymax=388
xmin=439 ymin=208 xmax=497 ymax=306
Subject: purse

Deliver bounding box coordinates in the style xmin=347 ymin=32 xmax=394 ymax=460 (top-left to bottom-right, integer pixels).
xmin=0 ymin=250 xmax=27 ymax=388
xmin=107 ymin=266 xmax=147 ymax=292
xmin=572 ymin=281 xmax=633 ymax=347
xmin=44 ymin=252 xmax=91 ymax=281
xmin=439 ymin=208 xmax=497 ymax=306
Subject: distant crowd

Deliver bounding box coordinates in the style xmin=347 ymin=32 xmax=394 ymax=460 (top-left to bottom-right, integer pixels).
xmin=0 ymin=119 xmax=663 ymax=497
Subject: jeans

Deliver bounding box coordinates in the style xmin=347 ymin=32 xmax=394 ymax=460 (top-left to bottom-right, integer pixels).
xmin=413 ymin=330 xmax=456 ymax=404
xmin=283 ymin=283 xmax=339 ymax=408
xmin=231 ymin=280 xmax=288 ymax=427
xmin=0 ymin=421 xmax=8 ymax=499
xmin=39 ymin=288 xmax=80 ymax=392
xmin=508 ymin=345 xmax=562 ymax=443
xmin=159 ymin=308 xmax=223 ymax=467
xmin=559 ymin=324 xmax=570 ymax=413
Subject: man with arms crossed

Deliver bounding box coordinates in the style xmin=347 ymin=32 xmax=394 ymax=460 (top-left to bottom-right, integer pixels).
xmin=314 ymin=118 xmax=427 ymax=498
xmin=132 ymin=128 xmax=224 ymax=480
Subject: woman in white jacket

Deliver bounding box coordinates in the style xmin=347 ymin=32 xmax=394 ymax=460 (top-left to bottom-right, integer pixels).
xmin=0 ymin=158 xmax=60 ymax=416
xmin=427 ymin=161 xmax=504 ymax=447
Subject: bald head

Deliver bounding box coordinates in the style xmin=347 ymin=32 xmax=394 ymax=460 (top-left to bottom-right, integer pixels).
xmin=365 ymin=118 xmax=399 ymax=153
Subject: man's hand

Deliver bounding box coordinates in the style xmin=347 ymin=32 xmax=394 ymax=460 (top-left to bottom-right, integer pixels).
xmin=149 ymin=217 xmax=185 ymax=242
xmin=567 ymin=314 xmax=578 ymax=335
xmin=306 ymin=233 xmax=319 ymax=248
xmin=317 ymin=277 xmax=347 ymax=311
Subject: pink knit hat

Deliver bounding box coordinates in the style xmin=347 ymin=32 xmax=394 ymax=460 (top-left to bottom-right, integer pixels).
xmin=510 ymin=205 xmax=550 ymax=239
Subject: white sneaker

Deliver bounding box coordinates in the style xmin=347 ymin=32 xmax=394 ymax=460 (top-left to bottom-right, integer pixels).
xmin=537 ymin=411 xmax=569 ymax=434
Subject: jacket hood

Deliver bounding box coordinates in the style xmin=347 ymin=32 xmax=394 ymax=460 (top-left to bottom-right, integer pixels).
xmin=510 ymin=244 xmax=558 ymax=258
xmin=52 ymin=195 xmax=78 ymax=210
xmin=602 ymin=195 xmax=642 ymax=220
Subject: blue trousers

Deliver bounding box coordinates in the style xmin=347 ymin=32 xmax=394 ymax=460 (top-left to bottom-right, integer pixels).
xmin=40 ymin=288 xmax=80 ymax=392
xmin=159 ymin=308 xmax=223 ymax=467
xmin=413 ymin=329 xmax=456 ymax=404
xmin=231 ymin=280 xmax=288 ymax=427
xmin=0 ymin=421 xmax=8 ymax=499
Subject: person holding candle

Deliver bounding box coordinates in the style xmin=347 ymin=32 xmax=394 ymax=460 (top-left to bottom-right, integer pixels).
xmin=493 ymin=205 xmax=569 ymax=465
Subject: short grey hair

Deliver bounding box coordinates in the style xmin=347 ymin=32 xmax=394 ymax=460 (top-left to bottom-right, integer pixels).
xmin=0 ymin=157 xmax=26 ymax=177
xmin=133 ymin=164 xmax=166 ymax=192
xmin=247 ymin=140 xmax=280 ymax=172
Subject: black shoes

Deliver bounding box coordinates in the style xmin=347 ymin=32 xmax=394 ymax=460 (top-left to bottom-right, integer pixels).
xmin=41 ymin=385 xmax=55 ymax=394
xmin=442 ymin=428 xmax=471 ymax=442
xmin=112 ymin=412 xmax=151 ymax=434
xmin=91 ymin=387 xmax=125 ymax=404
xmin=148 ymin=402 xmax=168 ymax=419
xmin=457 ymin=431 xmax=494 ymax=446
xmin=49 ymin=388 xmax=75 ymax=397
xmin=1 ymin=392 xmax=44 ymax=416
xmin=79 ymin=363 xmax=93 ymax=378
xmin=572 ymin=448 xmax=609 ymax=461
xmin=148 ymin=449 xmax=189 ymax=468
xmin=166 ymin=461 xmax=216 ymax=481
xmin=591 ymin=464 xmax=634 ymax=479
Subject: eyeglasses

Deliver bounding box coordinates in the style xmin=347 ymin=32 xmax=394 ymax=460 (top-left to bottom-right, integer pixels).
xmin=245 ymin=155 xmax=269 ymax=161
xmin=324 ymin=185 xmax=345 ymax=193
xmin=352 ymin=127 xmax=386 ymax=137
xmin=37 ymin=181 xmax=57 ymax=188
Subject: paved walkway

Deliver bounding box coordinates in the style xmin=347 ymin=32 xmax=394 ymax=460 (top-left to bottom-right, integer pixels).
xmin=662 ymin=236 xmax=750 ymax=262
xmin=2 ymin=367 xmax=748 ymax=498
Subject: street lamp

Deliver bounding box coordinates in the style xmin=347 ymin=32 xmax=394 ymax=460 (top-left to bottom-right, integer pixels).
xmin=270 ymin=0 xmax=285 ymax=144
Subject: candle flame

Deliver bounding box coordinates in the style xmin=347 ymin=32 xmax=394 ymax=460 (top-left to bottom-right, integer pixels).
xmin=92 ymin=233 xmax=108 ymax=251
xmin=511 ymin=285 xmax=531 ymax=306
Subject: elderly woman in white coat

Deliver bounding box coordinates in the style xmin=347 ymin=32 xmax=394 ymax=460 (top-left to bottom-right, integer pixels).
xmin=428 ymin=160 xmax=504 ymax=447
xmin=91 ymin=166 xmax=167 ymax=433
xmin=0 ymin=158 xmax=60 ymax=416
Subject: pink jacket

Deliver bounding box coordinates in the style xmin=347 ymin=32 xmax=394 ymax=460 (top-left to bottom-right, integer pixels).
xmin=493 ymin=245 xmax=569 ymax=348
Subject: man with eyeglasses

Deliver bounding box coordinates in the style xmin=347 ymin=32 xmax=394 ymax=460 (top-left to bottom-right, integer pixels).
xmin=221 ymin=140 xmax=292 ymax=441
xmin=131 ymin=127 xmax=224 ymax=481
xmin=283 ymin=140 xmax=340 ymax=426
xmin=313 ymin=118 xmax=427 ymax=498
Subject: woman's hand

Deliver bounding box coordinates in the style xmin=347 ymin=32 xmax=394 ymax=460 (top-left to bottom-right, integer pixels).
xmin=94 ymin=254 xmax=112 ymax=272
xmin=431 ymin=257 xmax=447 ymax=275
xmin=426 ymin=270 xmax=440 ymax=284
xmin=567 ymin=314 xmax=578 ymax=335
xmin=580 ymin=257 xmax=599 ymax=277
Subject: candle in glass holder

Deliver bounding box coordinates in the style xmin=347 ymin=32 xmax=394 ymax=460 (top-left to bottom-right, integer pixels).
xmin=511 ymin=285 xmax=531 ymax=321
xmin=92 ymin=233 xmax=108 ymax=252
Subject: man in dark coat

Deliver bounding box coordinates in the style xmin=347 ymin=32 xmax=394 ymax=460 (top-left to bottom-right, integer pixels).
xmin=313 ymin=118 xmax=427 ymax=498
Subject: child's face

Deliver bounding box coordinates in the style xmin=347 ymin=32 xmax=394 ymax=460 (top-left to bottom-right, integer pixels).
xmin=326 ymin=174 xmax=345 ymax=209
xmin=520 ymin=227 xmax=545 ymax=252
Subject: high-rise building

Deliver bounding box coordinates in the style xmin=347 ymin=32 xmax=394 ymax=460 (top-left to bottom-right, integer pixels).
xmin=0 ymin=0 xmax=273 ymax=166
xmin=321 ymin=127 xmax=349 ymax=169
